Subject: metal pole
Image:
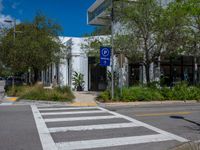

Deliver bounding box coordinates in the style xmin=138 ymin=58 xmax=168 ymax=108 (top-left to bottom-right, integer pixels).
xmin=111 ymin=0 xmax=114 ymax=99
xmin=12 ymin=19 xmax=16 ymax=89
xmin=13 ymin=19 xmax=16 ymax=42
xmin=120 ymin=54 xmax=123 ymax=97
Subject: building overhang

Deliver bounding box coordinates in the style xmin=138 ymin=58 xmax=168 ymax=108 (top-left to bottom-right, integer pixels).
xmin=87 ymin=0 xmax=111 ymax=26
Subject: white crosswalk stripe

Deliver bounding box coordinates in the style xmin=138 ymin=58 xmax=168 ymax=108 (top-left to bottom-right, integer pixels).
xmin=44 ymin=115 xmax=120 ymax=122
xmin=56 ymin=134 xmax=173 ymax=150
xmin=0 ymin=102 xmax=13 ymax=106
xmin=31 ymin=105 xmax=188 ymax=150
xmin=41 ymin=110 xmax=105 ymax=116
xmin=49 ymin=122 xmax=139 ymax=133
xmin=38 ymin=107 xmax=98 ymax=111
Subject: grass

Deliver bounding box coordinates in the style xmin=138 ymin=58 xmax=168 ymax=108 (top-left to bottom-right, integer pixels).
xmin=6 ymin=85 xmax=75 ymax=102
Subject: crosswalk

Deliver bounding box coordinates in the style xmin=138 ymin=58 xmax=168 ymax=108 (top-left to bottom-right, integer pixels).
xmin=31 ymin=105 xmax=188 ymax=150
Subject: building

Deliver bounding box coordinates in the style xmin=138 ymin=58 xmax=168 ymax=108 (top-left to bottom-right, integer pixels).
xmin=41 ymin=36 xmax=110 ymax=91
xmin=87 ymin=0 xmax=200 ymax=86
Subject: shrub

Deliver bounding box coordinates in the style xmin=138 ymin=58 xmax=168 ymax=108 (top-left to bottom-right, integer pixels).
xmin=160 ymin=82 xmax=200 ymax=100
xmin=98 ymin=82 xmax=200 ymax=102
xmin=121 ymin=87 xmax=164 ymax=102
xmin=6 ymin=85 xmax=74 ymax=101
xmin=98 ymin=87 xmax=164 ymax=102
xmin=97 ymin=91 xmax=111 ymax=102
xmin=6 ymin=86 xmax=32 ymax=97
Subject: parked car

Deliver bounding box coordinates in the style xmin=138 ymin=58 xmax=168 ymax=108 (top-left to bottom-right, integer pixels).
xmin=0 ymin=77 xmax=4 ymax=81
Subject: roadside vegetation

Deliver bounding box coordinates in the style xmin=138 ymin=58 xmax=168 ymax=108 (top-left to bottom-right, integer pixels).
xmin=6 ymin=85 xmax=74 ymax=102
xmin=0 ymin=13 xmax=64 ymax=83
xmin=98 ymin=82 xmax=200 ymax=102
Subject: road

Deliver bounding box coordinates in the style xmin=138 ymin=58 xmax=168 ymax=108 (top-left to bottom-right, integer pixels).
xmin=0 ymin=103 xmax=200 ymax=150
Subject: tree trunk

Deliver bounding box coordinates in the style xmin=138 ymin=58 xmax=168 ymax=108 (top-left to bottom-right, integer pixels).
xmin=33 ymin=68 xmax=39 ymax=84
xmin=145 ymin=63 xmax=150 ymax=84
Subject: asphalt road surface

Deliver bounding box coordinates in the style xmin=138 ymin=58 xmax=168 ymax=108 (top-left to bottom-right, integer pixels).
xmin=0 ymin=103 xmax=200 ymax=150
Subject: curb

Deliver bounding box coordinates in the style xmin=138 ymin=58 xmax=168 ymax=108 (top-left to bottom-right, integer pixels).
xmin=4 ymin=96 xmax=18 ymax=102
xmin=16 ymin=99 xmax=72 ymax=106
xmin=70 ymin=102 xmax=97 ymax=107
xmin=96 ymin=100 xmax=199 ymax=107
xmin=15 ymin=100 xmax=97 ymax=107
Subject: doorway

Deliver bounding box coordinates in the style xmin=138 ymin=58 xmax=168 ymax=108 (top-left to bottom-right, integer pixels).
xmin=88 ymin=57 xmax=107 ymax=91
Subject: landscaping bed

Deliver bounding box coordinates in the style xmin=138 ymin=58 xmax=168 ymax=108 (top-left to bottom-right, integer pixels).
xmin=97 ymin=82 xmax=200 ymax=102
xmin=6 ymin=85 xmax=75 ymax=102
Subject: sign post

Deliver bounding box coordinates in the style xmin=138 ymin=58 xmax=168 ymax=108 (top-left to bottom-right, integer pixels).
xmin=100 ymin=47 xmax=111 ymax=67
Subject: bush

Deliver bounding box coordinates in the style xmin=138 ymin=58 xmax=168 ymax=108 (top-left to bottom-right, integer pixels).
xmin=98 ymin=87 xmax=164 ymax=102
xmin=121 ymin=87 xmax=164 ymax=102
xmin=6 ymin=86 xmax=32 ymax=97
xmin=98 ymin=82 xmax=200 ymax=102
xmin=97 ymin=90 xmax=111 ymax=102
xmin=160 ymin=82 xmax=200 ymax=100
xmin=6 ymin=85 xmax=74 ymax=101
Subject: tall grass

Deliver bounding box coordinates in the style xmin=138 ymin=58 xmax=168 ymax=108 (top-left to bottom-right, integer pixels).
xmin=6 ymin=85 xmax=74 ymax=101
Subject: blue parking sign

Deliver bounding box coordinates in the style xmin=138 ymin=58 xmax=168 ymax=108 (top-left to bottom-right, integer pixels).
xmin=100 ymin=47 xmax=111 ymax=66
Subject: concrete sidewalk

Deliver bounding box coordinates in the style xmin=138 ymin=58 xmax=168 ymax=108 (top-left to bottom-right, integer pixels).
xmin=71 ymin=91 xmax=99 ymax=106
xmin=0 ymin=80 xmax=5 ymax=103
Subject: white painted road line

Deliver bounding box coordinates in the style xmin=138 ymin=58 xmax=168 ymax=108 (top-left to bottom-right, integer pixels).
xmin=49 ymin=123 xmax=139 ymax=133
xmin=56 ymin=134 xmax=173 ymax=150
xmin=44 ymin=115 xmax=120 ymax=123
xmin=0 ymin=103 xmax=13 ymax=106
xmin=41 ymin=110 xmax=105 ymax=116
xmin=98 ymin=107 xmax=189 ymax=142
xmin=31 ymin=105 xmax=58 ymax=150
xmin=38 ymin=107 xmax=98 ymax=111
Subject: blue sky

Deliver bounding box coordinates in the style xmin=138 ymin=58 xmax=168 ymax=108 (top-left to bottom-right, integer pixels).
xmin=0 ymin=0 xmax=96 ymax=37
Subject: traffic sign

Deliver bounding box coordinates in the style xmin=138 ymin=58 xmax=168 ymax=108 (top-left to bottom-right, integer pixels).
xmin=100 ymin=47 xmax=111 ymax=66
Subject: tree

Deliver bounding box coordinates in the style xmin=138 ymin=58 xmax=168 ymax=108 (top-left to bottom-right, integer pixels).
xmin=117 ymin=0 xmax=165 ymax=83
xmin=116 ymin=0 xmax=188 ymax=84
xmin=81 ymin=36 xmax=110 ymax=63
xmin=182 ymin=0 xmax=200 ymax=84
xmin=0 ymin=13 xmax=64 ymax=82
xmin=91 ymin=26 xmax=111 ymax=36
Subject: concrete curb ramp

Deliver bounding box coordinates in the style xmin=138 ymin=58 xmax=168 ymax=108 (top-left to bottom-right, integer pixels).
xmin=70 ymin=101 xmax=97 ymax=107
xmin=170 ymin=142 xmax=200 ymax=150
xmin=6 ymin=97 xmax=18 ymax=102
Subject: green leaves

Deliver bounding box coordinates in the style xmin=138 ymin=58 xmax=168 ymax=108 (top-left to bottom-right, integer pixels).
xmin=72 ymin=71 xmax=85 ymax=90
xmin=0 ymin=13 xmax=64 ymax=78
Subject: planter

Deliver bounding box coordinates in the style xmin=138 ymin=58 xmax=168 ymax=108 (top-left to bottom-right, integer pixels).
xmin=77 ymin=86 xmax=83 ymax=91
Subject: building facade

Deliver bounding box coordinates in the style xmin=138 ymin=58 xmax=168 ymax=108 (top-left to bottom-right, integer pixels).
xmin=41 ymin=36 xmax=111 ymax=91
xmin=87 ymin=0 xmax=200 ymax=86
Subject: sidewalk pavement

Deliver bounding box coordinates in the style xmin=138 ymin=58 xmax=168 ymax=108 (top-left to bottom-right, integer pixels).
xmin=0 ymin=80 xmax=5 ymax=104
xmin=71 ymin=91 xmax=99 ymax=106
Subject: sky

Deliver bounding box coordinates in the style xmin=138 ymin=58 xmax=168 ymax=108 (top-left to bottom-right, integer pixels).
xmin=0 ymin=0 xmax=96 ymax=37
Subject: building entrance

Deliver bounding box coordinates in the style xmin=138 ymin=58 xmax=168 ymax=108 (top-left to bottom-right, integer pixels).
xmin=88 ymin=57 xmax=107 ymax=91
